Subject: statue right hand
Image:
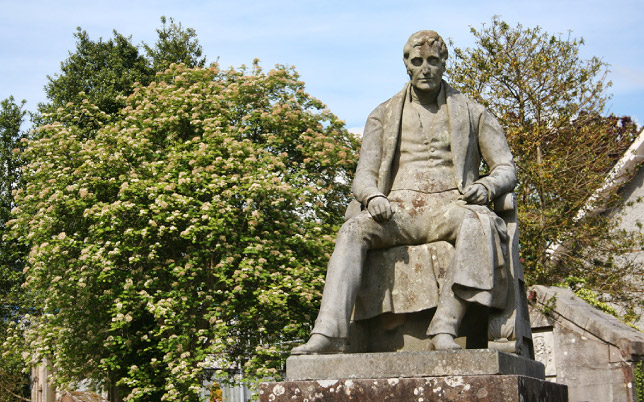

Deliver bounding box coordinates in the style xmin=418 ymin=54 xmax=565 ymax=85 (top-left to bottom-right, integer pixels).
xmin=367 ymin=196 xmax=393 ymax=222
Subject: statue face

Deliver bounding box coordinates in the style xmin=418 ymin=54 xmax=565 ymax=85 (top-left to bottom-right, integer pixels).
xmin=405 ymin=43 xmax=445 ymax=93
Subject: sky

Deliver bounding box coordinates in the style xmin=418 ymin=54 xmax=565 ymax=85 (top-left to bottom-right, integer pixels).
xmin=1 ymin=0 xmax=643 ymax=132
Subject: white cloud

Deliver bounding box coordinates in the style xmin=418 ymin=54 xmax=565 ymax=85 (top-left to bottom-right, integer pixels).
xmin=347 ymin=127 xmax=364 ymax=137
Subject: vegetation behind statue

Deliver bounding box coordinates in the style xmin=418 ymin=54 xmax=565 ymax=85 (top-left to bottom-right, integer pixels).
xmin=8 ymin=61 xmax=358 ymax=401
xmin=448 ymin=17 xmax=642 ymax=298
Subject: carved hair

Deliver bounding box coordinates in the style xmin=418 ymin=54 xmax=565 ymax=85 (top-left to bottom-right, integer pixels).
xmin=403 ymin=30 xmax=448 ymax=62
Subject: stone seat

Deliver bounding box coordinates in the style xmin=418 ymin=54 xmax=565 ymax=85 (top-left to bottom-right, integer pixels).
xmin=347 ymin=192 xmax=535 ymax=358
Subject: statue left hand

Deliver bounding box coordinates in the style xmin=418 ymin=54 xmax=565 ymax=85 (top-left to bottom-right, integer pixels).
xmin=461 ymin=183 xmax=489 ymax=205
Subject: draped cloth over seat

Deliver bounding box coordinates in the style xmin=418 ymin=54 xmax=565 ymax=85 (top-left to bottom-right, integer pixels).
xmin=350 ymin=192 xmax=535 ymax=359
xmin=354 ymin=242 xmax=451 ymax=321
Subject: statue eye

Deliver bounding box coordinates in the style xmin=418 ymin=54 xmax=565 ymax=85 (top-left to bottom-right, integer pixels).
xmin=411 ymin=58 xmax=423 ymax=67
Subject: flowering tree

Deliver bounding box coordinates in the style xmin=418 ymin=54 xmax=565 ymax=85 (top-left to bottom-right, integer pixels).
xmin=9 ymin=62 xmax=359 ymax=401
xmin=0 ymin=96 xmax=30 ymax=401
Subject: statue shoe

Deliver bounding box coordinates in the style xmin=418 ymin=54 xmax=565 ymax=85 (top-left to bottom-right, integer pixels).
xmin=291 ymin=334 xmax=347 ymax=355
xmin=432 ymin=333 xmax=461 ymax=350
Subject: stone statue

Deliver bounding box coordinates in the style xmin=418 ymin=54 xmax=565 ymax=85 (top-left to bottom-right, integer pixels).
xmin=292 ymin=30 xmax=516 ymax=355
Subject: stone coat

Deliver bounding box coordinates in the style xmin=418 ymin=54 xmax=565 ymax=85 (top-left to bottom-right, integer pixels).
xmin=350 ymin=81 xmax=516 ymax=211
xmin=342 ymin=81 xmax=517 ymax=318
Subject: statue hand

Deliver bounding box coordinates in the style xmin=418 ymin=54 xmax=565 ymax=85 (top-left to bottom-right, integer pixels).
xmin=367 ymin=196 xmax=393 ymax=222
xmin=461 ymin=184 xmax=489 ymax=205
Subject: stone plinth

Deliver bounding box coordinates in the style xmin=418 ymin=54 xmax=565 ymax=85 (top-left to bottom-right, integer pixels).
xmin=259 ymin=350 xmax=567 ymax=401
xmin=286 ymin=349 xmax=545 ymax=381
xmin=258 ymin=375 xmax=568 ymax=402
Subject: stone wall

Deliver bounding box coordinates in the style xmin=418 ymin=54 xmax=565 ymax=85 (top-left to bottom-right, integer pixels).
xmin=530 ymin=285 xmax=644 ymax=402
xmin=609 ymin=165 xmax=644 ymax=331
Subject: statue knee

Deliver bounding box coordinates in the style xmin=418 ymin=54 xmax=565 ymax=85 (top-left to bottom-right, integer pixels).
xmin=337 ymin=215 xmax=371 ymax=244
xmin=459 ymin=207 xmax=478 ymax=221
xmin=338 ymin=219 xmax=363 ymax=241
xmin=450 ymin=209 xmax=482 ymax=237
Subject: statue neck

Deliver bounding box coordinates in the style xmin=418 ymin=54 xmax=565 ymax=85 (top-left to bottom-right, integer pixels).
xmin=410 ymin=85 xmax=440 ymax=106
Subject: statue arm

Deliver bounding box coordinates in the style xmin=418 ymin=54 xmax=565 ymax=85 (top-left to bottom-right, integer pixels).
xmin=475 ymin=109 xmax=517 ymax=200
xmin=352 ymin=104 xmax=387 ymax=206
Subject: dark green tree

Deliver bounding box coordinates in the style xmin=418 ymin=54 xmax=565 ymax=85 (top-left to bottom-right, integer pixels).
xmin=448 ymin=17 xmax=641 ymax=289
xmin=144 ymin=16 xmax=207 ymax=71
xmin=0 ymin=96 xmax=30 ymax=401
xmin=37 ymin=18 xmax=207 ymax=139
xmin=39 ymin=28 xmax=152 ymax=123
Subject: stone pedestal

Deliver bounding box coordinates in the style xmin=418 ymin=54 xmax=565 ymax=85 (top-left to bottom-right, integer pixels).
xmin=259 ymin=350 xmax=568 ymax=401
xmin=286 ymin=349 xmax=544 ymax=380
xmin=259 ymin=375 xmax=567 ymax=401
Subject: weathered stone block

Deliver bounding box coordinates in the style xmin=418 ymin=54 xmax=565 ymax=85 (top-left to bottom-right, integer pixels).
xmin=286 ymin=350 xmax=545 ymax=381
xmin=259 ymin=375 xmax=568 ymax=402
xmin=529 ymin=285 xmax=644 ymax=401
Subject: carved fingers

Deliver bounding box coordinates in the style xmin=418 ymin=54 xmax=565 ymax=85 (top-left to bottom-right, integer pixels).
xmin=367 ymin=196 xmax=393 ymax=222
xmin=461 ymin=183 xmax=489 ymax=205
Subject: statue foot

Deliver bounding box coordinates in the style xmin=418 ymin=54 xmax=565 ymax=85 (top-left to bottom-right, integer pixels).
xmin=291 ymin=334 xmax=347 ymax=355
xmin=432 ymin=333 xmax=461 ymax=350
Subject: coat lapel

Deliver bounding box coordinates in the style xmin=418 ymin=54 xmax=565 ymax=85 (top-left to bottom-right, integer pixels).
xmin=378 ymin=84 xmax=409 ymax=194
xmin=378 ymin=82 xmax=477 ymax=195
xmin=445 ymin=83 xmax=474 ymax=192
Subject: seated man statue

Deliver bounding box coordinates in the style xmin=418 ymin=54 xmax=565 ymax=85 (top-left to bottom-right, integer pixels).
xmin=292 ymin=30 xmax=516 ymax=354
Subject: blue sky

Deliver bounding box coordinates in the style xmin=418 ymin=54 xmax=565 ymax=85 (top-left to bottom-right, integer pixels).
xmin=1 ymin=0 xmax=643 ymax=131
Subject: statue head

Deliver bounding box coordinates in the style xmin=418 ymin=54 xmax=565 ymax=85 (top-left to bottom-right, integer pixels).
xmin=403 ymin=30 xmax=448 ymax=93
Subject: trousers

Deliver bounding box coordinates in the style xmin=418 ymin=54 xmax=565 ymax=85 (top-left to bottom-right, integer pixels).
xmin=311 ymin=189 xmax=507 ymax=339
